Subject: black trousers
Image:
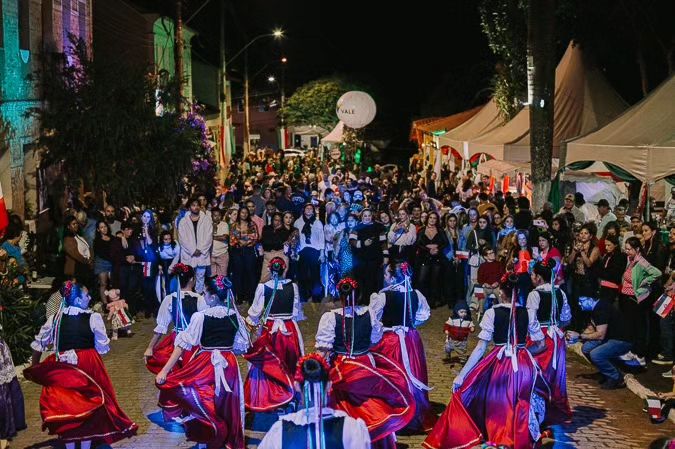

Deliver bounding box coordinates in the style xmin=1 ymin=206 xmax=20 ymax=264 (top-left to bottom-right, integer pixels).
xmin=298 ymin=247 xmax=322 ymax=302
xmin=417 ymin=259 xmax=444 ymax=307
xmin=231 ymin=247 xmax=258 ymax=303
xmin=355 ymin=257 xmax=383 ymax=303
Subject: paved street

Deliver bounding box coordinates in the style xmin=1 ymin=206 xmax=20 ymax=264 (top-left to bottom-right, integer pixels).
xmin=11 ymin=302 xmax=675 ymax=449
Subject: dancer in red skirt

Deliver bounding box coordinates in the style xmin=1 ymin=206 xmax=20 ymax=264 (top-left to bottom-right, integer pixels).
xmin=24 ymin=281 xmax=137 ymax=449
xmin=155 ymin=275 xmax=250 ymax=449
xmin=144 ymin=263 xmax=206 ymax=374
xmin=316 ymin=277 xmax=415 ymax=449
xmin=258 ymin=353 xmax=371 ymax=449
xmin=527 ymin=259 xmax=572 ymax=425
xmin=423 ymin=274 xmax=549 ymax=449
xmin=369 ymin=261 xmax=435 ymax=433
xmin=244 ymin=257 xmax=303 ymax=412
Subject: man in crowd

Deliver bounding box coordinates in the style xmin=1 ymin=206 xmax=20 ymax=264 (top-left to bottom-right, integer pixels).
xmin=596 ymin=199 xmax=617 ymax=238
xmin=559 ymin=193 xmax=585 ymax=224
xmin=105 ymin=205 xmax=122 ymax=235
xmin=211 ymin=209 xmax=229 ymax=277
xmin=178 ymin=196 xmax=213 ymax=293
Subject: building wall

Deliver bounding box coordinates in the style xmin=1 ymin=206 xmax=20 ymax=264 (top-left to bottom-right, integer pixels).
xmin=0 ymin=0 xmax=92 ymax=217
xmin=152 ymin=17 xmax=195 ymax=102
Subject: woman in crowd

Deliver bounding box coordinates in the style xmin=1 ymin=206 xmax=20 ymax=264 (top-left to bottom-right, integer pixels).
xmin=155 ymin=276 xmax=249 ymax=449
xmin=443 ymin=213 xmax=465 ymax=308
xmin=25 ymin=281 xmax=138 ymax=448
xmin=387 ymin=208 xmax=417 ymax=264
xmin=324 ymin=212 xmax=344 ymax=265
xmin=230 ymin=206 xmax=260 ymax=304
xmin=538 ymin=231 xmax=564 ymax=287
xmin=244 ymin=258 xmax=303 ymax=412
xmin=567 ymin=223 xmax=601 ymax=332
xmin=510 ymin=230 xmax=533 ymax=305
xmin=596 ymin=235 xmax=627 ymax=303
xmin=336 ymin=214 xmax=358 ymax=280
xmin=158 ymin=230 xmax=181 ymax=294
xmin=527 ymin=259 xmax=572 ymax=425
xmin=423 ymin=275 xmax=547 ymax=449
xmin=415 ymin=211 xmax=448 ymax=308
xmin=618 ymin=237 xmax=662 ymax=369
xmin=260 ymin=212 xmax=290 ymax=283
xmin=370 ymin=263 xmax=434 ymax=432
xmin=138 ymin=209 xmax=159 ymax=317
xmin=350 ymin=209 xmax=387 ymax=300
xmin=63 ymin=215 xmax=93 ymax=288
xmin=282 ymin=211 xmax=300 ymax=280
xmin=550 ymin=215 xmax=573 ymax=256
xmin=316 ymin=277 xmax=415 ymax=449
xmin=93 ymin=221 xmax=114 ymax=302
xmin=295 ymin=204 xmax=325 ymax=302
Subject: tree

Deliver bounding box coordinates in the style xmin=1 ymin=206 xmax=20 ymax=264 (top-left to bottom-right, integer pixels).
xmin=0 ymin=114 xmax=13 ymax=155
xmin=34 ymin=38 xmax=212 ymax=209
xmin=281 ymin=77 xmax=362 ymax=131
xmin=529 ymin=0 xmax=556 ymax=211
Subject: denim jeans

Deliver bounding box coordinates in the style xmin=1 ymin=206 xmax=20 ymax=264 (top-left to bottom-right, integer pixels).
xmin=582 ymin=339 xmax=632 ymax=381
xmin=660 ymin=312 xmax=674 ymax=359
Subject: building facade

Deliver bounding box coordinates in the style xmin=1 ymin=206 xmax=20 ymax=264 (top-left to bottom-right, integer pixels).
xmin=0 ymin=0 xmax=92 ymax=217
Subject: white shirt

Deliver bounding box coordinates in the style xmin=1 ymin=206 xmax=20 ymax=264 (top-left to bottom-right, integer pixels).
xmin=175 ymin=305 xmax=250 ymax=354
xmin=315 ymin=306 xmax=383 ymax=350
xmin=31 ymin=306 xmax=110 ymax=355
xmin=247 ymin=279 xmax=301 ymax=326
xmin=596 ymin=211 xmax=617 ymax=238
xmin=294 ymin=217 xmax=325 ymax=253
xmin=212 ymin=221 xmax=230 ymax=257
xmin=387 ymin=223 xmax=417 ymax=247
xmin=154 ymin=291 xmax=208 ymax=334
xmin=258 ymin=407 xmax=371 ymax=449
xmin=369 ymin=285 xmax=430 ymax=328
xmin=477 ymin=303 xmax=544 ymax=342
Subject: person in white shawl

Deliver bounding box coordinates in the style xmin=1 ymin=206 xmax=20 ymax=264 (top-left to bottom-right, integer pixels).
xmin=178 ymin=197 xmax=213 ymax=293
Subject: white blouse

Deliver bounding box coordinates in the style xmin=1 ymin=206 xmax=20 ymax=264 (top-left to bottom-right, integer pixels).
xmin=294 ymin=217 xmax=325 ymax=253
xmin=315 ymin=306 xmax=383 ymax=350
xmin=477 ymin=304 xmax=544 ymax=343
xmin=246 ymin=279 xmax=301 ymax=326
xmin=526 ymin=283 xmax=569 ymax=331
xmin=175 ymin=305 xmax=250 ymax=354
xmin=31 ymin=306 xmax=110 ymax=355
xmin=258 ymin=407 xmax=371 ymax=449
xmin=387 ymin=223 xmax=417 ymax=246
xmin=154 ymin=291 xmax=208 ymax=334
xmin=369 ymin=285 xmax=431 ymax=328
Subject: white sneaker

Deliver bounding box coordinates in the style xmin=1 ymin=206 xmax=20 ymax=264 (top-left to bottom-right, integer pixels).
xmin=619 ymin=351 xmax=635 ymax=361
xmin=663 ymin=369 xmax=674 ymax=378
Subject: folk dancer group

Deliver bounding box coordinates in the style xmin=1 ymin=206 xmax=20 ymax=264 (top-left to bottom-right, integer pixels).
xmin=23 ymin=257 xmax=573 ymax=449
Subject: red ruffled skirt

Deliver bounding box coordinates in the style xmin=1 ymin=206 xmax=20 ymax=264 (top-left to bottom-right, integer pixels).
xmin=329 ymin=352 xmax=416 ymax=446
xmin=145 ymin=332 xmax=197 ymax=375
xmin=23 ymin=349 xmax=137 ymax=444
xmin=244 ymin=319 xmax=302 ymax=411
xmin=423 ymin=346 xmax=548 ymax=449
xmin=371 ymin=329 xmax=436 ymax=432
xmin=157 ymin=349 xmax=245 ymax=449
xmin=528 ymin=326 xmax=572 ymax=425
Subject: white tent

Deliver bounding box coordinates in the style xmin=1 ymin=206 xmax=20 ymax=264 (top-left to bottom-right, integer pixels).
xmin=462 ymin=41 xmax=627 ymax=161
xmin=565 ymin=74 xmax=675 ymax=183
xmin=437 ymin=99 xmax=503 ymax=157
xmin=321 ymin=121 xmax=345 ymax=144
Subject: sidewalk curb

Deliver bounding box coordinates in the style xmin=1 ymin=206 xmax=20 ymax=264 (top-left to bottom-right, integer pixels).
xmin=569 ymin=342 xmax=675 ymax=424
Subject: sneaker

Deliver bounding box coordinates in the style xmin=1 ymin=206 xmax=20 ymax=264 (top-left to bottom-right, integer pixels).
xmin=619 ymin=351 xmax=636 ymax=361
xmin=624 ymin=356 xmax=647 ymax=368
xmin=653 ymin=354 xmax=674 ymax=365
xmin=663 ymin=369 xmax=674 ymax=378
xmin=601 ymin=378 xmax=626 ymax=390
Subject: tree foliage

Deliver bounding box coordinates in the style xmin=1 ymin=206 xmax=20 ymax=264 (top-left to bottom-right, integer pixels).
xmin=281 ymin=77 xmax=362 ymax=131
xmin=34 ymin=39 xmax=212 ymax=209
xmin=0 ymin=115 xmax=13 ymax=155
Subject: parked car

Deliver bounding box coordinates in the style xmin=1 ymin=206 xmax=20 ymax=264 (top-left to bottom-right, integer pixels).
xmin=283 ymin=148 xmax=308 ymax=158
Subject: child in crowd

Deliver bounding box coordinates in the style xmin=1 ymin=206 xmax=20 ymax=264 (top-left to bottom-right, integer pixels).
xmin=474 ymin=246 xmax=504 ymax=313
xmin=105 ymin=289 xmax=134 ymax=340
xmin=444 ymin=301 xmax=474 ymax=363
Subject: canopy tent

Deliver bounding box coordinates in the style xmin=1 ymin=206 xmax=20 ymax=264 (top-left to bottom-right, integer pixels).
xmin=437 ymin=98 xmax=503 ymax=157
xmin=409 ymin=117 xmax=443 ymax=143
xmin=416 ymin=106 xmax=483 ymax=135
xmin=288 ymin=125 xmax=330 ymax=136
xmin=476 ymin=158 xmax=560 ymax=179
xmin=565 ymin=74 xmax=675 ymax=183
xmin=462 ymin=41 xmax=627 ymax=161
xmin=321 ymin=121 xmax=345 ymax=144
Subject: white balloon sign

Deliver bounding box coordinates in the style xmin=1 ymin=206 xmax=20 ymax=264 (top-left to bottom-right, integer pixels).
xmin=336 ymin=91 xmax=376 ymax=129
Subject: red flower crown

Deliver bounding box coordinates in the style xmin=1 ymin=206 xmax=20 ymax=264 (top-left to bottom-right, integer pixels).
xmin=215 ymin=275 xmax=228 ymax=291
xmin=171 ymin=263 xmax=191 ymax=275
xmin=337 ymin=277 xmax=358 ymax=291
xmin=62 ymin=280 xmax=74 ymax=299
xmin=400 ymin=262 xmax=412 ymax=277
xmin=269 ymin=257 xmax=287 ymax=272
xmin=294 ymin=353 xmax=331 ymax=384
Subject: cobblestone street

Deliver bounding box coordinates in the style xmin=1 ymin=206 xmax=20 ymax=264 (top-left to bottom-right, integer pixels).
xmin=11 ymin=302 xmax=675 ymax=449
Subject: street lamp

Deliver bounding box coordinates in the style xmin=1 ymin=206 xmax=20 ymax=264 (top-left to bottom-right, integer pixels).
xmin=267 ymin=75 xmax=276 ymax=83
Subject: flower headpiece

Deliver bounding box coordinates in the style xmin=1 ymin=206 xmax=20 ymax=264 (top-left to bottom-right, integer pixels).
xmin=213 ymin=275 xmax=232 ymax=291
xmin=269 ymin=257 xmax=287 ymax=273
xmin=294 ymin=353 xmax=331 ymax=384
xmin=500 ymin=271 xmax=518 ymax=286
xmin=171 ymin=263 xmax=191 ymax=275
xmin=400 ymin=262 xmax=412 ymax=278
xmin=60 ymin=280 xmax=75 ymax=300
xmin=337 ymin=277 xmax=358 ymax=292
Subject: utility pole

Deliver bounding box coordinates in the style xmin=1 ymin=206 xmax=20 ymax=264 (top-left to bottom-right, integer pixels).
xmin=219 ymin=0 xmax=229 ymax=177
xmin=175 ymin=0 xmax=185 ymax=113
xmin=280 ymin=57 xmax=287 ymax=148
xmin=244 ymin=51 xmax=251 ymax=157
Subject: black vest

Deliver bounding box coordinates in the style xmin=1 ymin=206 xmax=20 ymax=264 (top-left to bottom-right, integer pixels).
xmin=200 ymin=315 xmax=239 ymax=349
xmin=58 ymin=313 xmax=95 ymax=351
xmin=333 ymin=311 xmax=372 ymax=355
xmin=535 ymin=290 xmax=563 ymax=325
xmin=172 ymin=293 xmax=199 ymax=331
xmin=381 ymin=290 xmax=419 ymax=328
xmin=493 ymin=306 xmax=529 ymax=346
xmin=264 ymin=282 xmax=295 ymax=317
xmin=281 ymin=415 xmax=345 ymax=449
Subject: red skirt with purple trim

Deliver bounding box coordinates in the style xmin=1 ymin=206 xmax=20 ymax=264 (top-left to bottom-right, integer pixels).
xmin=145 ymin=332 xmax=198 ymax=375
xmin=528 ymin=327 xmax=572 ymax=425
xmin=423 ymin=346 xmax=548 ymax=449
xmin=23 ymin=348 xmax=137 ymax=444
xmin=156 ymin=349 xmax=244 ymax=449
xmin=329 ymin=352 xmax=416 ymax=444
xmin=371 ymin=329 xmax=436 ymax=432
xmin=244 ymin=319 xmax=302 ymax=411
